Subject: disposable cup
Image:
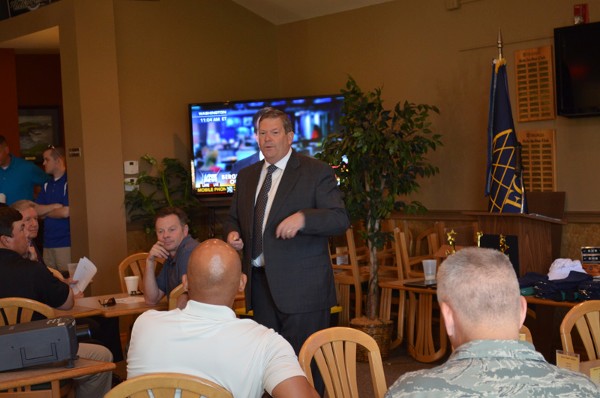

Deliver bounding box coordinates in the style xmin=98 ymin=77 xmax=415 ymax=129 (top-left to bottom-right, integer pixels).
xmin=422 ymin=259 xmax=437 ymax=282
xmin=124 ymin=275 xmax=139 ymax=294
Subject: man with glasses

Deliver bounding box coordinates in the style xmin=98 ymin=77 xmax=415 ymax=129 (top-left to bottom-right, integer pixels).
xmin=0 ymin=135 xmax=48 ymax=205
xmin=0 ymin=206 xmax=112 ymax=398
xmin=36 ymin=146 xmax=70 ymax=271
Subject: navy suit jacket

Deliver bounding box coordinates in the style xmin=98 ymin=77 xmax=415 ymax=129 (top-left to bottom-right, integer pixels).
xmin=225 ymin=150 xmax=349 ymax=314
xmin=231 ymin=152 xmax=260 ymax=174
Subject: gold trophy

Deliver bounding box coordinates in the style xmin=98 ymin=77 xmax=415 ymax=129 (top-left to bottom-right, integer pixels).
xmin=499 ymin=234 xmax=509 ymax=253
xmin=445 ymin=229 xmax=457 ymax=255
xmin=476 ymin=231 xmax=483 ymax=247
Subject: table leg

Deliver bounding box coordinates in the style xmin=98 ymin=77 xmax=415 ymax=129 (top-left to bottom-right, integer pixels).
xmin=379 ymin=287 xmax=407 ymax=349
xmin=407 ymin=291 xmax=447 ymax=363
xmin=51 ymin=379 xmax=61 ymax=398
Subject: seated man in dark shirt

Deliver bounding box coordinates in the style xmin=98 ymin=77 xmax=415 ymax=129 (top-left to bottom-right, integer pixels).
xmin=11 ymin=199 xmax=124 ymax=362
xmin=144 ymin=207 xmax=199 ymax=306
xmin=0 ymin=207 xmax=112 ymax=398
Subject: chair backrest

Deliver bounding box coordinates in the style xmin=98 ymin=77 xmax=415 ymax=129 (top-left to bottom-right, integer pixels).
xmin=560 ymin=300 xmax=600 ymax=361
xmin=330 ymin=228 xmax=367 ymax=318
xmin=414 ymin=226 xmax=439 ymax=257
xmin=519 ymin=324 xmax=533 ymax=345
xmin=352 ymin=220 xmax=400 ymax=280
xmin=0 ymin=298 xmax=72 ymax=397
xmin=393 ymin=228 xmax=436 ymax=279
xmin=168 ymin=283 xmax=186 ymax=310
xmin=0 ymin=297 xmax=55 ymax=326
xmin=298 ymin=326 xmax=387 ymax=398
xmin=118 ymin=252 xmax=149 ymax=293
xmin=375 ymin=220 xmax=402 ymax=280
xmin=118 ymin=253 xmax=165 ymax=294
xmin=105 ymin=372 xmax=233 ymax=398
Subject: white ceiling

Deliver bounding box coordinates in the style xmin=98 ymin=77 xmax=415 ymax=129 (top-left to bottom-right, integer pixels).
xmin=231 ymin=0 xmax=394 ymax=25
xmin=0 ymin=27 xmax=59 ymax=53
xmin=0 ymin=0 xmax=393 ymax=51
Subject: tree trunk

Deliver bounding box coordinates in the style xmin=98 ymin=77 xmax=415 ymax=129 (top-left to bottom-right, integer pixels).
xmin=365 ymin=218 xmax=380 ymax=320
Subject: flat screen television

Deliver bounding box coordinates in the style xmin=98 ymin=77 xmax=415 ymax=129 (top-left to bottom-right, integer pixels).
xmin=188 ymin=94 xmax=344 ymax=196
xmin=554 ymin=21 xmax=600 ymax=117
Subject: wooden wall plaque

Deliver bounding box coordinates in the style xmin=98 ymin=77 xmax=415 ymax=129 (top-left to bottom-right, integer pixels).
xmin=515 ymin=46 xmax=555 ymax=122
xmin=516 ymin=129 xmax=556 ymax=192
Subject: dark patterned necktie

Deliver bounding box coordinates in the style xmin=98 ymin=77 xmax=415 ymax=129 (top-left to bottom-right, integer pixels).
xmin=252 ymin=164 xmax=278 ymax=261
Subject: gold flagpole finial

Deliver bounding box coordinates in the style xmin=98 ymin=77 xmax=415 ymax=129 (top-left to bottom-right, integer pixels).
xmin=497 ymin=29 xmax=503 ymax=60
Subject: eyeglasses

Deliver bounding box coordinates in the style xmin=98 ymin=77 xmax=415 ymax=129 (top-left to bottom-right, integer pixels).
xmin=98 ymin=297 xmax=116 ymax=307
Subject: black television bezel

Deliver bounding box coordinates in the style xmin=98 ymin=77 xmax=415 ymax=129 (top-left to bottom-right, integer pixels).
xmin=554 ymin=21 xmax=600 ymax=118
xmin=187 ymin=94 xmax=345 ymax=198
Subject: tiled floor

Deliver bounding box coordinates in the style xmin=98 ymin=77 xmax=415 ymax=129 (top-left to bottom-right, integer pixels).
xmin=356 ymin=344 xmax=445 ymax=398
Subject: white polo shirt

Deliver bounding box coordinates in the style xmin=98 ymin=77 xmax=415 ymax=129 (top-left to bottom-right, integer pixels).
xmin=127 ymin=300 xmax=306 ymax=397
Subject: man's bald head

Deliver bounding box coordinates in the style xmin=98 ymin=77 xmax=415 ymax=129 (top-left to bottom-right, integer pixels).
xmin=184 ymin=239 xmax=246 ymax=306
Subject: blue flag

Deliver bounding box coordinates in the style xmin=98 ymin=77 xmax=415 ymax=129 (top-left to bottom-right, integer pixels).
xmin=485 ymin=59 xmax=526 ymax=213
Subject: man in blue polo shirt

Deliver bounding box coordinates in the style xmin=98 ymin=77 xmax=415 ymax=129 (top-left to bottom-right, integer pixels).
xmin=0 ymin=135 xmax=48 ymax=204
xmin=36 ymin=146 xmax=70 ymax=271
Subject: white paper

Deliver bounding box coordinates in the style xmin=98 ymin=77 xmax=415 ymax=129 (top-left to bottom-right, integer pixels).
xmin=71 ymin=256 xmax=97 ymax=294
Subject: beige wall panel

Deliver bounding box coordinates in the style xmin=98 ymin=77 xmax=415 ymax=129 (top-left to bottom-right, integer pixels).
xmin=113 ymin=0 xmax=279 ymax=162
xmin=275 ymin=0 xmax=600 ymax=211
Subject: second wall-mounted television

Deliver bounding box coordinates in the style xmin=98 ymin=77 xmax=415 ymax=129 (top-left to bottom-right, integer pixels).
xmin=554 ymin=21 xmax=600 ymax=117
xmin=188 ymin=94 xmax=344 ymax=197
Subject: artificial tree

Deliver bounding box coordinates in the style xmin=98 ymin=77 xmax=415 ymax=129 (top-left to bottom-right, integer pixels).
xmin=124 ymin=154 xmax=200 ymax=235
xmin=317 ymin=76 xmax=442 ymax=321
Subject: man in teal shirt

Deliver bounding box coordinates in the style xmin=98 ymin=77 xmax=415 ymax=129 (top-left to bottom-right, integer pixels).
xmin=0 ymin=135 xmax=48 ymax=204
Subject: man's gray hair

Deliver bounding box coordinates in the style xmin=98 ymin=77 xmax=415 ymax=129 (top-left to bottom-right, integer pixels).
xmin=10 ymin=200 xmax=36 ymax=212
xmin=254 ymin=107 xmax=293 ymax=133
xmin=437 ymin=247 xmax=522 ymax=328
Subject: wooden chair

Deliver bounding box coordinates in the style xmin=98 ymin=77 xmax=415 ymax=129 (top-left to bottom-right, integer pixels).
xmin=0 ymin=297 xmax=55 ymax=325
xmin=560 ymin=301 xmax=600 ymax=361
xmin=117 ymin=252 xmax=164 ymax=353
xmin=168 ymin=283 xmax=186 ymax=310
xmin=414 ymin=226 xmax=439 ymax=257
xmin=118 ymin=252 xmax=150 ymax=293
xmin=105 ymin=372 xmax=232 ymax=398
xmin=331 ymin=228 xmax=369 ymax=325
xmin=375 ymin=221 xmax=403 ymax=281
xmin=0 ymin=297 xmax=73 ymax=398
xmin=519 ymin=324 xmax=533 ymax=345
xmin=298 ymin=326 xmax=387 ymax=398
xmin=394 ymin=228 xmax=435 ymax=279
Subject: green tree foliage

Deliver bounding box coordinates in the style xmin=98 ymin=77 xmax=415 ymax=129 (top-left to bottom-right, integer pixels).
xmin=317 ymin=76 xmax=442 ymax=319
xmin=124 ymin=154 xmax=199 ymax=234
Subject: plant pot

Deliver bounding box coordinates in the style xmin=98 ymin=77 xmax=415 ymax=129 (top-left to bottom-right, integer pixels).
xmin=350 ymin=317 xmax=393 ymax=361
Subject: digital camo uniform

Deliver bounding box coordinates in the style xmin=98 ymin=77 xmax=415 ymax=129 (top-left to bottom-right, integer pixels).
xmin=385 ymin=340 xmax=600 ymax=397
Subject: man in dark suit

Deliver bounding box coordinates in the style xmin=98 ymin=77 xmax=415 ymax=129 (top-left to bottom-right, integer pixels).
xmin=225 ymin=107 xmax=349 ymax=353
xmin=231 ymin=151 xmax=261 ymax=174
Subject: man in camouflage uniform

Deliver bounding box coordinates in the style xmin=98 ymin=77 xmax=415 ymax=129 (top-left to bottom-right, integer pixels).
xmin=385 ymin=247 xmax=599 ymax=397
